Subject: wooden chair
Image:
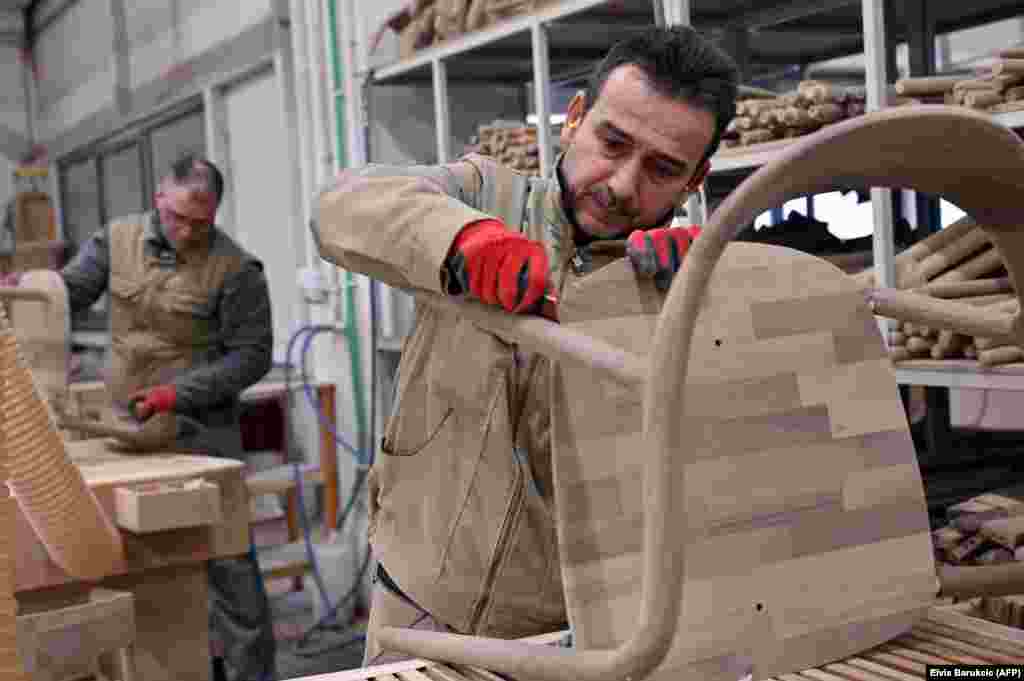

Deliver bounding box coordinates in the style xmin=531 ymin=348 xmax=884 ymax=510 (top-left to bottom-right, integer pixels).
xmin=337 ymin=105 xmax=1024 ymax=681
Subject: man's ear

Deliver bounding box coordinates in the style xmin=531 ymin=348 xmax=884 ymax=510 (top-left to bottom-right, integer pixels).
xmin=685 ymin=160 xmax=710 ymax=193
xmin=559 ymin=91 xmax=586 ymax=148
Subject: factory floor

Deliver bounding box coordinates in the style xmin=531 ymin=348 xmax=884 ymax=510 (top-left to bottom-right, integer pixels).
xmin=253 ymin=511 xmax=370 ymax=680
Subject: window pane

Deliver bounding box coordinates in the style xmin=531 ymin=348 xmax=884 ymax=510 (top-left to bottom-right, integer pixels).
xmin=101 ymin=144 xmax=146 ymax=223
xmin=60 ymin=159 xmax=109 ymax=331
xmin=941 ymin=200 xmax=967 ymax=227
xmin=60 ymin=159 xmax=102 ymax=248
xmin=150 ymin=110 xmax=206 ymax=189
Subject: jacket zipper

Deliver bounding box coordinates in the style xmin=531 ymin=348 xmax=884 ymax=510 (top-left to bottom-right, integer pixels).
xmin=468 ymin=451 xmax=526 ymax=633
xmin=467 ymin=243 xmax=586 ymax=633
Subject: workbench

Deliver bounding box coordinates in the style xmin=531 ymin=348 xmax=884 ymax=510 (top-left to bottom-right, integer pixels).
xmin=14 ymin=438 xmax=250 ymax=681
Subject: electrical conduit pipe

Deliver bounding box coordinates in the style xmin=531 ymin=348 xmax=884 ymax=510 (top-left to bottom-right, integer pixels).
xmin=326 ymin=0 xmax=370 ymax=468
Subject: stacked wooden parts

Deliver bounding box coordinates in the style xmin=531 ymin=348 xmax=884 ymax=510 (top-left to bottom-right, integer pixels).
xmin=895 ymin=46 xmax=1024 ymax=115
xmin=850 ymin=216 xmax=1021 ymax=366
xmin=971 ymin=595 xmax=1024 ymax=630
xmin=932 ymin=489 xmax=1024 ymax=568
xmin=467 ymin=121 xmax=543 ymax=175
xmin=0 ymin=190 xmax=62 ymax=276
xmin=399 ymin=0 xmax=560 ymax=58
xmin=721 ymin=80 xmax=867 ymax=149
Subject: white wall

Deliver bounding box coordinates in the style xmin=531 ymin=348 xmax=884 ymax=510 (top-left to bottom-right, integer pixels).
xmin=221 ymin=65 xmax=306 ymax=364
xmin=0 ymin=40 xmax=24 ymax=210
xmin=34 ymin=0 xmax=275 ymax=142
xmin=33 ymin=0 xmax=114 ymax=140
xmin=0 ymin=44 xmax=28 ymax=139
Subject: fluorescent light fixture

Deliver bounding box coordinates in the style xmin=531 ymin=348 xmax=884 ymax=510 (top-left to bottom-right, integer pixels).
xmin=526 ymin=113 xmax=568 ymax=125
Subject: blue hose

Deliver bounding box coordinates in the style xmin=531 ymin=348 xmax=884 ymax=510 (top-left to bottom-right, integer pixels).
xmin=280 ymin=277 xmax=381 ymax=649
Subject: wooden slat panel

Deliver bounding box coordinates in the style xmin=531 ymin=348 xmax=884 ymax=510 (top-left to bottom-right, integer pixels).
xmin=911 ymin=620 xmax=1024 ymax=661
xmin=303 ymin=608 xmax=1022 ymax=681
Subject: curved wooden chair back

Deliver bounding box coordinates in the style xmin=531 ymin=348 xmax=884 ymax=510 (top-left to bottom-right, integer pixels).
xmin=360 ymin=105 xmax=1024 ymax=681
xmin=550 ymin=246 xmax=935 ymax=681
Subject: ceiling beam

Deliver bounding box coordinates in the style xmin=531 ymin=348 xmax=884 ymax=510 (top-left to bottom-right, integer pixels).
xmin=729 ymin=0 xmax=860 ymax=30
xmin=30 ymin=0 xmax=75 ymax=40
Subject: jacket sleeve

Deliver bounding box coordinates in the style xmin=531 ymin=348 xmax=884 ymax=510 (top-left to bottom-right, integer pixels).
xmin=311 ymin=156 xmax=492 ymax=294
xmin=172 ymin=261 xmax=274 ymax=412
xmin=59 ymin=226 xmax=111 ymax=317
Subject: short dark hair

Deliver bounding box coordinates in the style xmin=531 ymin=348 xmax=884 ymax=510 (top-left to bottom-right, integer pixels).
xmin=585 ymin=26 xmax=739 ymax=169
xmin=168 ymin=152 xmax=224 ymax=206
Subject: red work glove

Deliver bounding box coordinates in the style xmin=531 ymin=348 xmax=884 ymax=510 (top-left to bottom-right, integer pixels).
xmin=447 ymin=219 xmax=550 ymax=314
xmin=626 ymin=226 xmax=696 ymax=292
xmin=130 ymin=384 xmax=177 ymax=421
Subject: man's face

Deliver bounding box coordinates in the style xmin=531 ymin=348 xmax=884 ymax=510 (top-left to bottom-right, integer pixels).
xmin=154 ymin=180 xmax=217 ymax=250
xmin=560 ymin=65 xmax=715 ymax=239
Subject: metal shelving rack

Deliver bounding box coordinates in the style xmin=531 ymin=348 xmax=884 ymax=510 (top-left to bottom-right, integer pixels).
xmin=350 ymin=0 xmax=1024 ymax=397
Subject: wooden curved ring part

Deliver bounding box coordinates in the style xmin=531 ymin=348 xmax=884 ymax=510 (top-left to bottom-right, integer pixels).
xmin=0 ymin=313 xmax=124 ymax=581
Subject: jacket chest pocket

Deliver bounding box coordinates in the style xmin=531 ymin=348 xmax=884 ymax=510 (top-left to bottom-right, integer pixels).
xmin=432 ymin=317 xmax=514 ymax=411
xmin=108 ymin=274 xmax=145 ymax=335
xmin=113 ymin=271 xmax=217 ymax=347
xmin=382 ymin=310 xmax=514 ymax=458
xmin=152 ymin=283 xmax=218 ymax=347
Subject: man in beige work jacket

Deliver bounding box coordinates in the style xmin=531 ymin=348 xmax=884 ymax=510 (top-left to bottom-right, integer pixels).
xmin=313 ymin=26 xmax=739 ymax=665
xmin=58 ymin=155 xmax=277 ymax=681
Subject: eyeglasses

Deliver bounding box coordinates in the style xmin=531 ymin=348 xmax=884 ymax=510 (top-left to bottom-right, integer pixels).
xmin=166 ymin=208 xmax=210 ymax=232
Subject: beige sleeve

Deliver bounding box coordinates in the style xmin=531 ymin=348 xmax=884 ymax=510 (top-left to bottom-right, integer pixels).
xmin=312 ymin=158 xmax=492 ymax=293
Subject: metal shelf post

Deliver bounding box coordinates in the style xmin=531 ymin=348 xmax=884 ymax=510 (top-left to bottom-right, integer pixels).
xmin=862 ymin=0 xmax=897 ymax=341
xmin=530 ymin=19 xmax=553 ymax=177
xmin=433 ymin=58 xmax=451 ymax=163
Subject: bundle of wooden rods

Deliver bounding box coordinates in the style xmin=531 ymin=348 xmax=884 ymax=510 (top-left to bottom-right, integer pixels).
xmin=721 ymin=80 xmax=867 ymax=149
xmin=852 ymin=216 xmax=1023 ymax=367
xmin=466 ymin=120 xmax=543 ymax=175
xmin=895 ymin=46 xmax=1024 ymax=115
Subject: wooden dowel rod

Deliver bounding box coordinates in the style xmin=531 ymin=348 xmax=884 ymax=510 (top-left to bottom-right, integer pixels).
xmin=918 ymin=276 xmax=1013 ymax=299
xmin=932 ymin=247 xmax=1005 ymax=284
xmin=906 ymin=336 xmax=935 ymax=354
xmin=895 ymin=76 xmax=964 ymax=95
xmin=868 ymin=288 xmax=1016 ymax=340
xmin=979 ymin=346 xmax=1024 ymax=367
xmin=410 ymin=288 xmax=646 ymax=389
xmin=938 ymin=562 xmax=1024 ymax=599
xmin=917 ymin=227 xmax=991 ymax=280
xmin=993 ymin=59 xmax=1024 ymax=76
xmin=0 ymin=288 xmax=51 ymax=303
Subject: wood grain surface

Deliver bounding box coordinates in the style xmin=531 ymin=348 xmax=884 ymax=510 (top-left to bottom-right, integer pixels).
xmin=550 ymin=244 xmax=938 ymax=681
xmin=14 ymin=442 xmax=249 ymax=592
